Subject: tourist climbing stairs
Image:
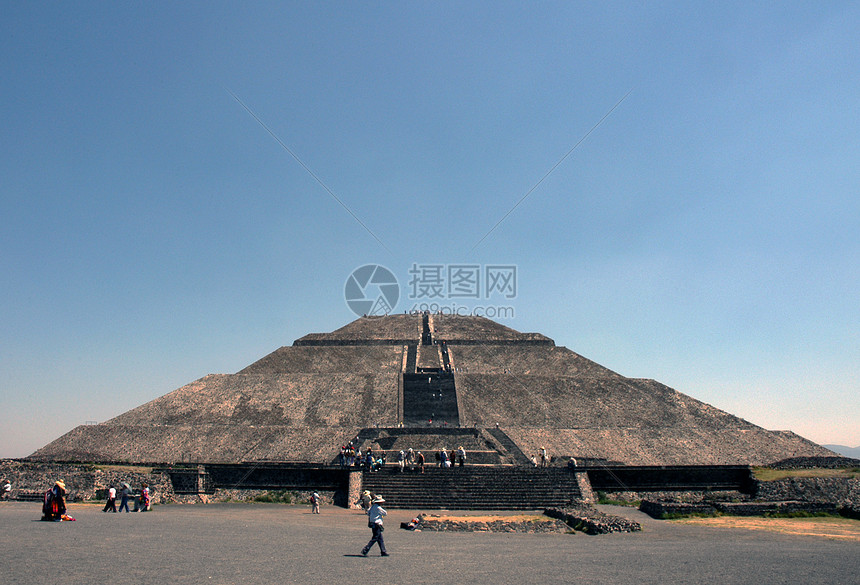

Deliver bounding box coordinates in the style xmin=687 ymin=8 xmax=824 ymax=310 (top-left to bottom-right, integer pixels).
xmin=346 ymin=427 xmax=508 ymax=465
xmin=421 ymin=313 xmax=433 ymax=345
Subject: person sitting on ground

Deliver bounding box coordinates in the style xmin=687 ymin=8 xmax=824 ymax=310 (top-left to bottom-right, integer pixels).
xmin=42 ymin=480 xmax=70 ymax=521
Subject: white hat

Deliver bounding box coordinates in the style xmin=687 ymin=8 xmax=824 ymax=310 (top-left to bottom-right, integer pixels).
xmin=372 ymin=495 xmax=385 ymax=503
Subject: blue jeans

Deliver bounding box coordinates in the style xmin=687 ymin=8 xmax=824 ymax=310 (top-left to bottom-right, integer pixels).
xmin=119 ymin=495 xmax=129 ymax=512
xmin=362 ymin=523 xmax=386 ymax=554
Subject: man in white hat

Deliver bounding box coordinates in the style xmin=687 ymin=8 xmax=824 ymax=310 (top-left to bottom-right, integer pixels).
xmin=356 ymin=489 xmax=372 ymax=510
xmin=360 ymin=495 xmax=389 ymax=556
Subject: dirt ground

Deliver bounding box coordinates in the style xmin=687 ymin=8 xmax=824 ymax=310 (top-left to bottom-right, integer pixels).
xmin=673 ymin=516 xmax=860 ymax=541
xmin=425 ymin=513 xmax=547 ymax=522
xmin=3 ymin=502 xmax=858 ymax=585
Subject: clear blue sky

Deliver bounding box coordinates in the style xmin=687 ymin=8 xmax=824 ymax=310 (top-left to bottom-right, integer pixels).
xmin=2 ymin=2 xmax=858 ymax=458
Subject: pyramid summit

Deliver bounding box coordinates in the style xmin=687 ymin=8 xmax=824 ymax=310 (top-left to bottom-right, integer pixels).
xmin=30 ymin=313 xmax=833 ymax=466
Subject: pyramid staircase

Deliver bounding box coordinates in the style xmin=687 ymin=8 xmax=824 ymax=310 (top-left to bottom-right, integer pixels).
xmin=403 ymin=373 xmax=459 ymax=426
xmin=362 ymin=465 xmax=583 ymax=510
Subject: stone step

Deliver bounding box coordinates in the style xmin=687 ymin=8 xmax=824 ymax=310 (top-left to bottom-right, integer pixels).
xmin=403 ymin=373 xmax=459 ymax=426
xmin=362 ymin=466 xmax=582 ymax=509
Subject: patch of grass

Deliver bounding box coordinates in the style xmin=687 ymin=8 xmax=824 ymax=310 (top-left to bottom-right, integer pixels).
xmin=598 ymin=496 xmax=640 ymax=507
xmin=252 ymin=490 xmax=294 ymax=504
xmin=662 ymin=511 xmax=721 ymax=520
xmin=763 ymin=510 xmax=840 ymax=519
xmin=752 ymin=467 xmax=859 ymax=481
xmin=595 ymin=491 xmax=640 ymax=507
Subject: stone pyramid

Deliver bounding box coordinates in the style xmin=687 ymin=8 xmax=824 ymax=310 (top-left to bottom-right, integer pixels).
xmin=30 ymin=314 xmax=833 ymax=466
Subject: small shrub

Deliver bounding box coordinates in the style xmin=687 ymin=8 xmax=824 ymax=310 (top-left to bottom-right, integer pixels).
xmin=661 ymin=511 xmax=720 ymax=520
xmin=762 ymin=510 xmax=838 ymax=519
xmin=596 ymin=491 xmax=639 ymax=506
xmin=253 ymin=490 xmax=294 ymax=504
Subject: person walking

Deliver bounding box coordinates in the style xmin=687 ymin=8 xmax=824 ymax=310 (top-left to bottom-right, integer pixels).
xmin=103 ymin=485 xmax=117 ymax=512
xmin=311 ymin=491 xmax=320 ymax=514
xmin=360 ymin=495 xmax=389 ymax=557
xmin=118 ymin=483 xmax=131 ymax=513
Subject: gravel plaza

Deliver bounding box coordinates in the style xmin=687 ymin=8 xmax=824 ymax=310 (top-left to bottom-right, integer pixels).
xmin=2 ymin=501 xmax=857 ymax=585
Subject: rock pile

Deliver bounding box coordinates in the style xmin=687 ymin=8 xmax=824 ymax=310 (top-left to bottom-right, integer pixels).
xmin=768 ymin=456 xmax=860 ymax=469
xmin=639 ymin=500 xmax=716 ymax=518
xmin=415 ymin=514 xmax=569 ymax=533
xmin=544 ymin=505 xmax=642 ymax=534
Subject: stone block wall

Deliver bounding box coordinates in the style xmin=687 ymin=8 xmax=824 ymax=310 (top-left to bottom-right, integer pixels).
xmin=0 ymin=460 xmax=173 ymax=504
xmin=754 ymin=477 xmax=860 ymax=509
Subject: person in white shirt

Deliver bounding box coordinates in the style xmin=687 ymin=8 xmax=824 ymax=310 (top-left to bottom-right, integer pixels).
xmin=102 ymin=485 xmax=117 ymax=512
xmin=360 ymin=495 xmax=389 ymax=557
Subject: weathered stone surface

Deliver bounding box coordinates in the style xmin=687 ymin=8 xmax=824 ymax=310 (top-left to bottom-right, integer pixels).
xmin=767 ymin=456 xmax=860 ymax=469
xmin=501 ymin=427 xmax=831 ymax=467
xmin=639 ymin=500 xmax=717 ymax=518
xmin=713 ymin=501 xmax=839 ymax=516
xmin=754 ymin=477 xmax=860 ymax=508
xmin=544 ymin=505 xmax=642 ymax=534
xmin=416 ymin=513 xmax=569 ymax=533
xmin=0 ymin=460 xmax=173 ymax=504
xmin=599 ymin=490 xmax=750 ymax=506
xmin=28 ymin=314 xmax=836 ymax=467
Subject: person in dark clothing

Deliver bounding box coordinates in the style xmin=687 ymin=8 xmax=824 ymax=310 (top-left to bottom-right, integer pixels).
xmin=41 ymin=480 xmax=68 ymax=521
xmin=118 ymin=483 xmax=131 ymax=513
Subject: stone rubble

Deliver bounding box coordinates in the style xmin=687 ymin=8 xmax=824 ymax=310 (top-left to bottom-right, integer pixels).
xmin=544 ymin=505 xmax=642 ymax=534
